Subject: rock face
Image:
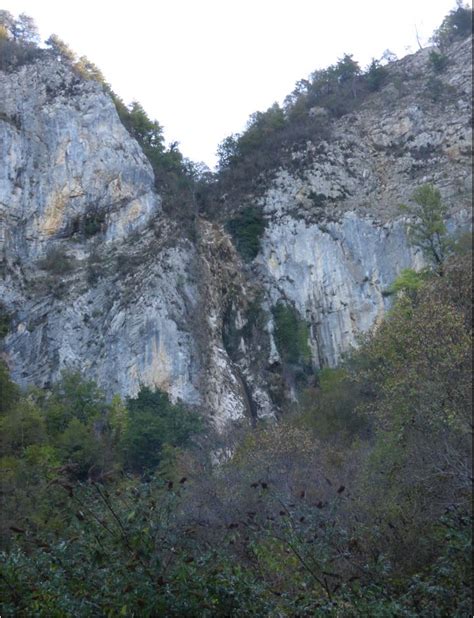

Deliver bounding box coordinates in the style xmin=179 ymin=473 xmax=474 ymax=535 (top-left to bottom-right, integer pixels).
xmin=0 ymin=37 xmax=471 ymax=428
xmin=252 ymin=36 xmax=471 ymax=370
xmin=257 ymin=214 xmax=424 ymax=368
xmin=0 ymin=58 xmax=160 ymax=260
xmin=0 ymin=58 xmax=255 ymax=429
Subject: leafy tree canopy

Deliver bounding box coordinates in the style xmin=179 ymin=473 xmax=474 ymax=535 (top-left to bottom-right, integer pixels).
xmin=44 ymin=371 xmax=107 ymax=435
xmin=124 ymin=386 xmax=202 ymax=472
xmin=0 ymin=11 xmax=39 ymax=44
xmin=432 ymin=1 xmax=473 ymax=49
xmin=400 ymin=184 xmax=451 ymax=272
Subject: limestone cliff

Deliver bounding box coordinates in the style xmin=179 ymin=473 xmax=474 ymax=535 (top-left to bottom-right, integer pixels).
xmin=0 ymin=57 xmax=256 ymax=429
xmin=249 ymin=36 xmax=471 ymax=370
xmin=0 ymin=37 xmax=471 ymax=427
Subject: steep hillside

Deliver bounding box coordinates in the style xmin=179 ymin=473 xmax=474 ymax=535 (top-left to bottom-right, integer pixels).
xmin=250 ymin=36 xmax=471 ymax=368
xmin=0 ymin=57 xmax=267 ymax=428
xmin=0 ymin=33 xmax=471 ymax=428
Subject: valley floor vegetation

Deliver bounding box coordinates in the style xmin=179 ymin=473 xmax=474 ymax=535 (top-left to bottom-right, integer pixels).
xmin=0 ymin=247 xmax=471 ymax=616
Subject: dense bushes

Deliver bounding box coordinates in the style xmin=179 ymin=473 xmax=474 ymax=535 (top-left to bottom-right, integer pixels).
xmin=432 ymin=2 xmax=472 ymax=49
xmin=0 ymin=370 xmax=202 ymax=545
xmin=210 ymin=9 xmax=471 ymax=213
xmin=214 ymin=52 xmax=390 ymax=194
xmin=225 ymin=206 xmax=266 ymax=261
xmin=0 ymin=252 xmax=472 ymax=615
xmin=272 ymin=302 xmax=311 ymax=368
xmin=123 ymin=387 xmax=202 ymax=473
xmin=204 ymin=50 xmax=391 ymax=213
xmin=0 ymin=11 xmax=41 ymax=71
xmin=298 ymin=367 xmax=370 ymax=443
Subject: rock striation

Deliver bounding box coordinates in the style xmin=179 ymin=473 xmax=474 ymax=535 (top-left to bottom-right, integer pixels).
xmin=0 ymin=59 xmax=160 ymax=260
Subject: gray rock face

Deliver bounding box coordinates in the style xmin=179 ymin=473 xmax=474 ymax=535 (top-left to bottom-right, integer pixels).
xmin=263 ymin=37 xmax=471 ymax=224
xmin=250 ymin=37 xmax=471 ymax=369
xmin=257 ymin=213 xmax=424 ymax=367
xmin=0 ymin=58 xmax=160 ymax=262
xmin=0 ymin=58 xmax=252 ymax=429
xmin=0 ymin=37 xmax=471 ymax=427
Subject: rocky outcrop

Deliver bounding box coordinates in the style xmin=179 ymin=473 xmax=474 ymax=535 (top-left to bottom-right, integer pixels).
xmin=0 ymin=58 xmax=160 ymax=262
xmin=0 ymin=37 xmax=471 ymax=427
xmin=195 ymin=220 xmax=274 ymax=428
xmin=0 ymin=58 xmax=256 ymax=429
xmin=256 ymin=213 xmax=423 ymax=368
xmin=251 ymin=36 xmax=471 ymax=369
xmin=259 ymin=37 xmax=471 ymax=224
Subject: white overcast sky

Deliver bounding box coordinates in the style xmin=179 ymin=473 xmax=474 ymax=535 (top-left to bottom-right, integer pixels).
xmin=3 ymin=0 xmax=464 ymax=167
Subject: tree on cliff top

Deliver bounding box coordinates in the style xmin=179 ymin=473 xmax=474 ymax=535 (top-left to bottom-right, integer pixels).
xmin=432 ymin=1 xmax=473 ymax=49
xmin=0 ymin=11 xmax=39 ymax=44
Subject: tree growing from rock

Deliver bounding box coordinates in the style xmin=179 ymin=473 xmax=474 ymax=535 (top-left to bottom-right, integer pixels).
xmin=401 ymin=184 xmax=451 ymax=273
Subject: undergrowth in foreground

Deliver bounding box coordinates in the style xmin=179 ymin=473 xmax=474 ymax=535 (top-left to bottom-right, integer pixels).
xmin=0 ymin=253 xmax=471 ymax=616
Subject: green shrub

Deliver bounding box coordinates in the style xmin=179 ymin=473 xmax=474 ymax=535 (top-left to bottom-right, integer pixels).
xmin=452 ymin=230 xmax=473 ymax=256
xmin=226 ymin=206 xmax=266 ymax=261
xmin=383 ymin=267 xmax=426 ymax=298
xmin=83 ymin=211 xmax=105 ymax=237
xmin=0 ymin=399 xmax=46 ymax=456
xmin=43 ymin=371 xmax=106 ymax=436
xmin=123 ymin=387 xmax=202 ymax=473
xmin=57 ymin=418 xmax=101 ymax=478
xmin=0 ymin=361 xmax=18 ymax=415
xmin=0 ymin=303 xmax=11 ymax=339
xmin=432 ymin=3 xmax=473 ymax=49
xmin=429 ymin=49 xmax=449 ymax=73
xmin=400 ymin=184 xmax=451 ymax=270
xmin=272 ymin=302 xmax=311 ymax=367
xmin=0 ymin=12 xmax=41 ymax=72
xmin=37 ymin=247 xmax=75 ymax=275
xmin=299 ymin=367 xmax=370 ymax=442
xmin=366 ymin=58 xmax=389 ymax=91
xmin=426 ymin=75 xmax=457 ymax=102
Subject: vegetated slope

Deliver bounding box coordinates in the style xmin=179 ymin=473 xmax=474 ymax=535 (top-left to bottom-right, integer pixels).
xmin=0 ymin=250 xmax=471 ymax=615
xmin=206 ymin=30 xmax=472 ymax=399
